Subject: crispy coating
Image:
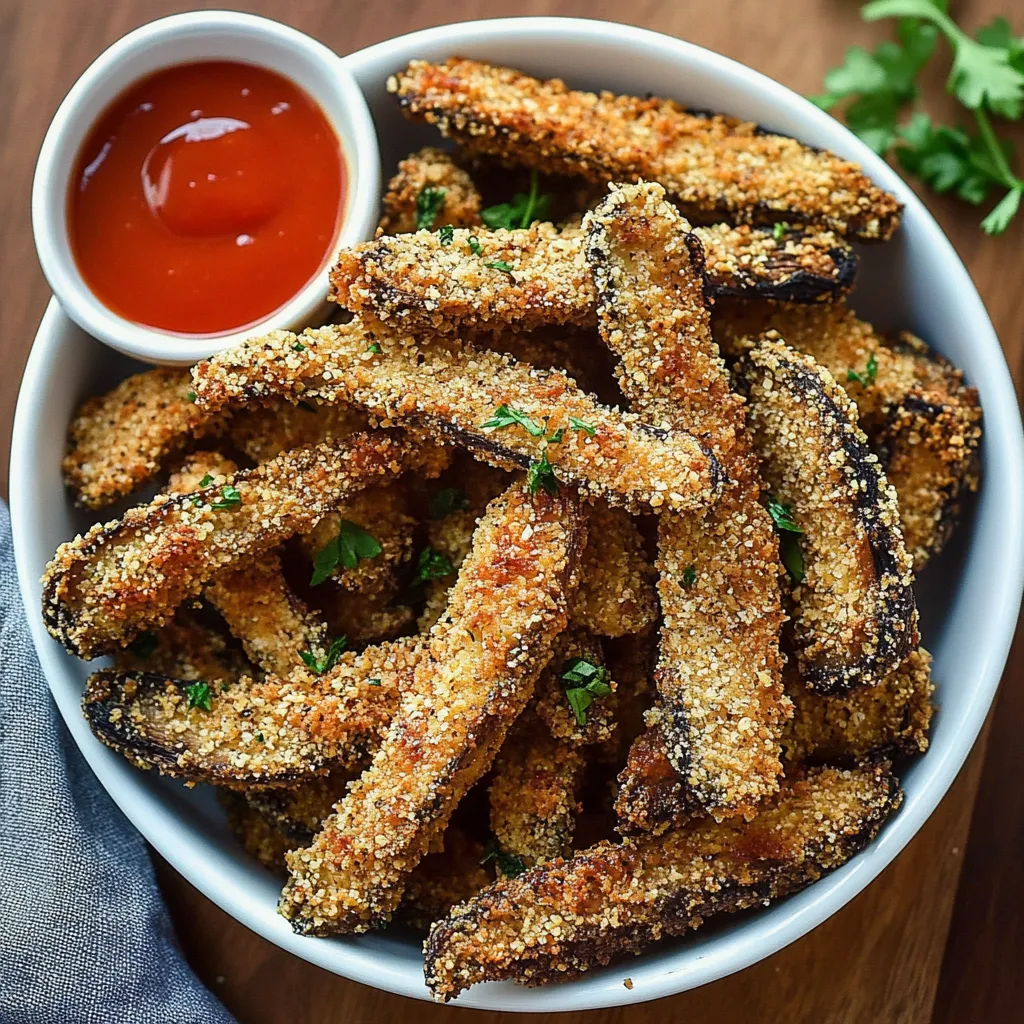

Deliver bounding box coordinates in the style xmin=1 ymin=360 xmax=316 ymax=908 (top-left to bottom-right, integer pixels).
xmin=330 ymin=223 xmax=857 ymax=339
xmin=738 ymin=338 xmax=918 ymax=692
xmin=572 ymin=500 xmax=657 ymax=639
xmin=191 ymin=323 xmax=722 ymax=514
xmin=484 ymin=326 xmax=615 ymax=399
xmin=783 ymin=647 xmax=934 ymax=765
xmin=389 ymin=59 xmax=902 ymax=240
xmin=490 ymin=630 xmax=617 ymax=865
xmin=586 ymin=182 xmax=788 ymax=819
xmin=713 ymin=301 xmax=982 ymax=570
xmin=377 ymin=147 xmax=484 ymax=234
xmin=279 ymin=484 xmax=585 ymax=935
xmin=228 ymin=399 xmax=367 ymax=464
xmin=424 ymin=762 xmax=901 ymax=1000
xmin=166 ymin=451 xmax=238 ymax=494
xmin=63 ymin=368 xmax=221 ymax=510
xmin=299 ymin=480 xmax=417 ymax=594
xmin=399 ymin=827 xmax=493 ymax=932
xmin=112 ymin=607 xmax=247 ymax=683
xmin=82 ymin=638 xmax=418 ymax=785
xmin=43 ymin=432 xmax=442 ymax=659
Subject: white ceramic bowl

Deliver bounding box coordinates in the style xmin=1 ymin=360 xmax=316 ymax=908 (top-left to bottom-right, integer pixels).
xmin=11 ymin=16 xmax=1024 ymax=1012
xmin=31 ymin=10 xmax=380 ymax=366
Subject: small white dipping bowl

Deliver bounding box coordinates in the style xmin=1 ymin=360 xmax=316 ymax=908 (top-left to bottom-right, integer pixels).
xmin=13 ymin=14 xmax=1024 ymax=1013
xmin=31 ymin=10 xmax=380 ymax=366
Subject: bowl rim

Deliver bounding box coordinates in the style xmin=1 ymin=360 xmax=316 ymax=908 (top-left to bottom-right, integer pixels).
xmin=30 ymin=9 xmax=380 ymax=366
xmin=12 ymin=14 xmax=1024 ymax=1011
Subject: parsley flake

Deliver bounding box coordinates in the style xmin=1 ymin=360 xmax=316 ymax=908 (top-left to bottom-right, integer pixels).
xmin=781 ymin=537 xmax=806 ymax=585
xmin=185 ymin=391 xmax=197 ymax=403
xmin=682 ymin=565 xmax=697 ymax=587
xmin=300 ymin=636 xmax=347 ymax=675
xmin=413 ymin=546 xmax=456 ymax=584
xmin=210 ymin=485 xmax=241 ymax=510
xmin=569 ymin=416 xmax=596 ymax=436
xmin=847 ymin=351 xmax=879 ymax=386
xmin=291 ymin=341 xmax=306 ymax=352
xmin=467 ymin=235 xmax=483 ymax=256
xmin=767 ymin=497 xmax=805 ymax=584
xmin=184 ymin=682 xmax=213 ymax=711
xmin=560 ymin=657 xmax=612 ymax=726
xmin=480 ymin=837 xmax=527 ymax=878
xmin=480 ymin=171 xmax=554 ymax=229
xmin=484 ymin=259 xmax=514 ymax=273
xmin=438 ymin=224 xmax=455 ymax=244
xmin=310 ymin=519 xmax=382 ymax=586
xmin=367 ymin=678 xmax=382 ymax=687
xmin=367 ymin=342 xmax=382 ymax=354
xmin=480 ymin=404 xmax=546 ymax=437
xmin=415 ymin=186 xmax=447 ymax=230
xmin=128 ymin=631 xmax=158 ymax=659
xmin=767 ymin=497 xmax=804 ymax=535
xmin=429 ymin=486 xmax=469 ymax=520
xmin=254 ymin=732 xmax=264 ymax=743
xmin=772 ymin=221 xmax=790 ymax=241
xmin=527 ymin=450 xmax=559 ymax=496
xmin=197 ymin=473 xmax=214 ymax=488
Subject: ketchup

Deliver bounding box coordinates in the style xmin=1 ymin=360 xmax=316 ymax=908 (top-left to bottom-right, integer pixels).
xmin=68 ymin=61 xmax=345 ymax=335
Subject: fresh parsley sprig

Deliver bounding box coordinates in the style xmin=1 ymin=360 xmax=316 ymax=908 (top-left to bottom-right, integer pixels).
xmin=767 ymin=497 xmax=805 ymax=584
xmin=481 ymin=170 xmax=554 ymax=229
xmin=184 ymin=682 xmax=213 ymax=711
xmin=816 ymin=2 xmax=1024 ymax=234
xmin=480 ymin=837 xmax=527 ymax=878
xmin=847 ymin=352 xmax=879 ymax=386
xmin=310 ymin=519 xmax=382 ymax=586
xmin=561 ymin=657 xmax=612 ymax=726
xmin=300 ymin=636 xmax=347 ymax=675
xmin=415 ymin=186 xmax=447 ymax=230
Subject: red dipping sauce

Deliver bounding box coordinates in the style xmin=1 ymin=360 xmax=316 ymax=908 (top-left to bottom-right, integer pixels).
xmin=68 ymin=61 xmax=345 ymax=336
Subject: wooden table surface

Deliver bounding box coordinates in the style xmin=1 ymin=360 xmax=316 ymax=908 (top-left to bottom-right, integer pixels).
xmin=2 ymin=1 xmax=1022 ymax=1021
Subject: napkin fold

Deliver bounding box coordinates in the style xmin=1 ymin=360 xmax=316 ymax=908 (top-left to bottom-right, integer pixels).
xmin=0 ymin=502 xmax=235 ymax=1024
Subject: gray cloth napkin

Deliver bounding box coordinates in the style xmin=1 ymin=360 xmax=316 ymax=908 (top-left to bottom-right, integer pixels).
xmin=0 ymin=502 xmax=235 ymax=1024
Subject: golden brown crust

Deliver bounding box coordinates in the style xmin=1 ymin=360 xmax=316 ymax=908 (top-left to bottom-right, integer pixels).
xmin=62 ymin=368 xmax=222 ymax=510
xmin=737 ymin=338 xmax=918 ymax=692
xmin=331 ymin=223 xmax=857 ymax=339
xmin=82 ymin=638 xmax=418 ymax=785
xmin=166 ymin=451 xmax=239 ymax=494
xmin=389 ymin=59 xmax=902 ymax=240
xmin=228 ymin=400 xmax=367 ymax=464
xmin=586 ymin=183 xmax=788 ymax=819
xmin=43 ymin=432 xmax=441 ymax=660
xmin=424 ymin=763 xmax=902 ymax=1000
xmin=279 ymin=484 xmax=585 ymax=935
xmin=192 ymin=323 xmax=723 ymax=514
xmin=570 ymin=500 xmax=657 ymax=639
xmin=783 ymin=647 xmax=934 ymax=764
xmin=713 ymin=302 xmax=982 ymax=570
xmin=377 ymin=147 xmax=484 ymax=234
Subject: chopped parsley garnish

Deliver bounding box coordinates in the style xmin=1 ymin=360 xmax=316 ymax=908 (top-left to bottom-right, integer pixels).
xmin=300 ymin=636 xmax=347 ymax=675
xmin=438 ymin=224 xmax=455 ymax=244
xmin=527 ymin=450 xmax=559 ymax=496
xmin=484 ymin=259 xmax=514 ymax=273
xmin=184 ymin=682 xmax=213 ymax=711
xmin=128 ymin=631 xmax=158 ymax=659
xmin=197 ymin=473 xmax=214 ymax=488
xmin=429 ymin=486 xmax=469 ymax=520
xmin=772 ymin=221 xmax=790 ymax=241
xmin=846 ymin=351 xmax=879 ymax=386
xmin=413 ymin=546 xmax=456 ymax=584
xmin=767 ymin=498 xmax=804 ymax=534
xmin=367 ymin=678 xmax=382 ymax=687
xmin=480 ymin=837 xmax=527 ymax=878
xmin=210 ymin=485 xmax=242 ymax=510
xmin=367 ymin=342 xmax=382 ymax=354
xmin=767 ymin=497 xmax=805 ymax=584
xmin=185 ymin=391 xmax=197 ymax=403
xmin=291 ymin=341 xmax=306 ymax=352
xmin=310 ymin=519 xmax=383 ymax=586
xmin=254 ymin=732 xmax=264 ymax=743
xmin=220 ymin=681 xmax=230 ymax=692
xmin=560 ymin=657 xmax=612 ymax=726
xmin=480 ymin=404 xmax=546 ymax=437
xmin=467 ymin=235 xmax=483 ymax=256
xmin=415 ymin=186 xmax=447 ymax=230
xmin=480 ymin=170 xmax=553 ymax=229
xmin=569 ymin=416 xmax=596 ymax=436
xmin=682 ymin=564 xmax=697 ymax=587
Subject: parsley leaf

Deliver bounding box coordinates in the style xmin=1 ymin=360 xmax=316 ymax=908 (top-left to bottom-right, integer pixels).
xmin=413 ymin=546 xmax=456 ymax=584
xmin=367 ymin=678 xmax=382 ymax=687
xmin=415 ymin=186 xmax=447 ymax=230
xmin=254 ymin=732 xmax=264 ymax=743
xmin=186 ymin=391 xmax=197 ymax=403
xmin=197 ymin=473 xmax=214 ymax=488
xmin=480 ymin=837 xmax=527 ymax=878
xmin=128 ymin=631 xmax=158 ymax=659
xmin=184 ymin=682 xmax=213 ymax=711
xmin=772 ymin=221 xmax=790 ymax=241
xmin=569 ymin=416 xmax=596 ymax=436
xmin=429 ymin=486 xmax=469 ymax=520
xmin=480 ymin=404 xmax=546 ymax=437
xmin=367 ymin=342 xmax=382 ymax=354
xmin=438 ymin=224 xmax=455 ymax=244
xmin=767 ymin=497 xmax=804 ymax=535
xmin=310 ymin=519 xmax=382 ymax=586
xmin=560 ymin=657 xmax=612 ymax=726
xmin=484 ymin=259 xmax=514 ymax=273
xmin=467 ymin=235 xmax=483 ymax=256
xmin=291 ymin=341 xmax=306 ymax=352
xmin=682 ymin=565 xmax=697 ymax=587
xmin=527 ymin=451 xmax=559 ymax=496
xmin=847 ymin=352 xmax=879 ymax=386
xmin=781 ymin=536 xmax=806 ymax=585
xmin=480 ymin=170 xmax=554 ymax=229
xmin=300 ymin=636 xmax=347 ymax=675
xmin=210 ymin=485 xmax=241 ymax=510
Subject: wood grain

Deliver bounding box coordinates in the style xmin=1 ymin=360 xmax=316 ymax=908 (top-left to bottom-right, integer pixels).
xmin=2 ymin=1 xmax=1022 ymax=1022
